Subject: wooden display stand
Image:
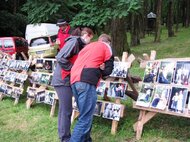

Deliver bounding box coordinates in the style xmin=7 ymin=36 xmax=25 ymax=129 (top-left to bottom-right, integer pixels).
xmin=133 ymin=53 xmax=190 ymax=140
xmin=71 ymin=52 xmax=136 ymax=135
xmin=26 ymin=57 xmax=58 ymax=117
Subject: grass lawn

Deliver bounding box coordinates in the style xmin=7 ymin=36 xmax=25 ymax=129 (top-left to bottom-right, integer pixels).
xmin=1 ymin=26 xmax=190 ymax=142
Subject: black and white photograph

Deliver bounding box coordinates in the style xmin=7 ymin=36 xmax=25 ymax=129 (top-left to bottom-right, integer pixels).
xmin=94 ymin=101 xmax=103 ymax=116
xmin=96 ymin=81 xmax=106 ymax=97
xmin=136 ymin=84 xmax=154 ymax=107
xmin=27 ymin=87 xmax=37 ymax=98
xmin=44 ymin=91 xmax=55 ymax=105
xmin=168 ymin=87 xmax=188 ymax=113
xmin=143 ymin=61 xmax=159 ymax=83
xmin=15 ymin=74 xmax=28 ymax=84
xmin=9 ymin=60 xmax=17 ymax=69
xmin=150 ymin=85 xmax=171 ymax=110
xmin=12 ymin=87 xmax=23 ymax=98
xmin=20 ymin=61 xmax=30 ymax=71
xmin=174 ymin=61 xmax=190 ymax=85
xmin=102 ymin=102 xmax=122 ymax=121
xmin=36 ymin=90 xmax=46 ymax=103
xmin=109 ymin=61 xmax=129 ymax=78
xmin=31 ymin=72 xmax=42 ymax=83
xmin=36 ymin=59 xmax=44 ymax=69
xmin=157 ymin=61 xmax=175 ymax=84
xmin=0 ymin=83 xmax=7 ymax=94
xmin=40 ymin=73 xmax=51 ymax=85
xmin=107 ymin=82 xmax=127 ymax=99
xmin=44 ymin=60 xmax=53 ymax=72
xmin=5 ymin=85 xmax=13 ymax=97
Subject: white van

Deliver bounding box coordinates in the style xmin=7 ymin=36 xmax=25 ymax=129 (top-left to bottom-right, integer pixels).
xmin=25 ymin=23 xmax=59 ymax=57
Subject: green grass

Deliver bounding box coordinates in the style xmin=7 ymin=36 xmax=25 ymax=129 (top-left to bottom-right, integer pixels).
xmin=1 ymin=26 xmax=190 ymax=142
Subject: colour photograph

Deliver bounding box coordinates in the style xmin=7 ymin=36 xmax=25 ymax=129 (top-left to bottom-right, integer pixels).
xmin=96 ymin=81 xmax=106 ymax=97
xmin=143 ymin=61 xmax=159 ymax=83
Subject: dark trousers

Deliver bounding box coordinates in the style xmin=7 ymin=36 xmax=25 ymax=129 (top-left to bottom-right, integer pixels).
xmin=54 ymin=86 xmax=73 ymax=142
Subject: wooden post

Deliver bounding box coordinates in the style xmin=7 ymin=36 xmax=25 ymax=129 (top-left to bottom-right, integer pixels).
xmin=14 ymin=98 xmax=19 ymax=105
xmin=50 ymin=99 xmax=57 ymax=117
xmin=71 ymin=110 xmax=80 ymax=124
xmin=0 ymin=93 xmax=4 ymax=101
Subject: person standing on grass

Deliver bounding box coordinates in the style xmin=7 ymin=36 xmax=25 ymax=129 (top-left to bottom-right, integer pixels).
xmin=56 ymin=19 xmax=72 ymax=50
xmin=51 ymin=27 xmax=94 ymax=142
xmin=70 ymin=34 xmax=114 ymax=142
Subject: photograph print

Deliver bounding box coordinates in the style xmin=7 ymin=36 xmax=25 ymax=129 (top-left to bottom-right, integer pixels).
xmin=36 ymin=58 xmax=44 ymax=70
xmin=168 ymin=86 xmax=188 ymax=113
xmin=102 ymin=102 xmax=122 ymax=121
xmin=36 ymin=90 xmax=46 ymax=103
xmin=136 ymin=83 xmax=154 ymax=107
xmin=143 ymin=61 xmax=159 ymax=83
xmin=27 ymin=87 xmax=37 ymax=98
xmin=157 ymin=61 xmax=175 ymax=84
xmin=174 ymin=61 xmax=190 ymax=85
xmin=40 ymin=73 xmax=51 ymax=85
xmin=31 ymin=72 xmax=42 ymax=83
xmin=96 ymin=81 xmax=107 ymax=97
xmin=109 ymin=61 xmax=129 ymax=78
xmin=151 ymin=85 xmax=171 ymax=110
xmin=43 ymin=60 xmax=53 ymax=72
xmin=15 ymin=74 xmax=28 ymax=84
xmin=44 ymin=91 xmax=55 ymax=105
xmin=107 ymin=82 xmax=127 ymax=99
xmin=93 ymin=101 xmax=103 ymax=116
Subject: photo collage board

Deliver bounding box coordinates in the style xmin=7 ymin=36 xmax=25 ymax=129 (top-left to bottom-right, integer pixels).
xmin=136 ymin=60 xmax=190 ymax=115
xmin=27 ymin=87 xmax=56 ymax=106
xmin=0 ymin=58 xmax=31 ymax=98
xmin=30 ymin=58 xmax=56 ymax=86
xmin=73 ymin=100 xmax=123 ymax=121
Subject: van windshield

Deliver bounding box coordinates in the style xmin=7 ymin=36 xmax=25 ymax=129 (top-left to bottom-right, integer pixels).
xmin=4 ymin=39 xmax=14 ymax=48
xmin=30 ymin=37 xmax=49 ymax=47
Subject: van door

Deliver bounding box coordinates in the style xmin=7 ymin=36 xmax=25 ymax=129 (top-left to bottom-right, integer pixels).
xmin=3 ymin=39 xmax=15 ymax=55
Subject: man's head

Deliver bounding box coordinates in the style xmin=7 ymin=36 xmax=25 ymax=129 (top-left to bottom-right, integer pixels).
xmin=80 ymin=27 xmax=94 ymax=44
xmin=56 ymin=19 xmax=69 ymax=31
xmin=98 ymin=34 xmax=111 ymax=45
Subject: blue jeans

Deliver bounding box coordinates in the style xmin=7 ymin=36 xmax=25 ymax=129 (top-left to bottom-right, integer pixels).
xmin=70 ymin=82 xmax=97 ymax=142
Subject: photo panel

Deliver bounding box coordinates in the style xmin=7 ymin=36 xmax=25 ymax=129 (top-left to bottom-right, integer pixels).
xmin=168 ymin=86 xmax=188 ymax=113
xmin=20 ymin=61 xmax=30 ymax=71
xmin=5 ymin=85 xmax=13 ymax=97
xmin=15 ymin=74 xmax=28 ymax=84
xmin=174 ymin=61 xmax=190 ymax=85
xmin=31 ymin=72 xmax=42 ymax=83
xmin=157 ymin=61 xmax=175 ymax=84
xmin=12 ymin=87 xmax=23 ymax=98
xmin=143 ymin=61 xmax=159 ymax=83
xmin=96 ymin=81 xmax=107 ymax=97
xmin=36 ymin=58 xmax=44 ymax=70
xmin=94 ymin=101 xmax=103 ymax=116
xmin=102 ymin=102 xmax=122 ymax=121
xmin=44 ymin=91 xmax=55 ymax=105
xmin=109 ymin=61 xmax=129 ymax=78
xmin=107 ymin=82 xmax=127 ymax=99
xmin=40 ymin=73 xmax=51 ymax=85
xmin=36 ymin=90 xmax=46 ymax=103
xmin=0 ymin=84 xmax=7 ymax=94
xmin=43 ymin=60 xmax=53 ymax=72
xmin=9 ymin=60 xmax=17 ymax=69
xmin=9 ymin=71 xmax=17 ymax=83
xmin=150 ymin=85 xmax=171 ymax=110
xmin=27 ymin=87 xmax=37 ymax=98
xmin=136 ymin=83 xmax=154 ymax=107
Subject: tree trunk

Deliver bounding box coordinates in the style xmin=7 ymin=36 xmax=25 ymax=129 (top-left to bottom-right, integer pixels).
xmin=175 ymin=0 xmax=180 ymax=32
xmin=154 ymin=0 xmax=162 ymax=42
xmin=13 ymin=0 xmax=17 ymax=14
xmin=111 ymin=18 xmax=129 ymax=56
xmin=168 ymin=0 xmax=174 ymax=37
xmin=185 ymin=0 xmax=190 ymax=27
xmin=130 ymin=14 xmax=140 ymax=46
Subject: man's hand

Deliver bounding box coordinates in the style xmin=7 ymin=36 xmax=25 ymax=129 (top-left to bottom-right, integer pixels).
xmin=100 ymin=63 xmax=105 ymax=70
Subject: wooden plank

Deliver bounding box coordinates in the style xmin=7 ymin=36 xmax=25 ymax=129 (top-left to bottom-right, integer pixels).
xmin=50 ymin=99 xmax=57 ymax=117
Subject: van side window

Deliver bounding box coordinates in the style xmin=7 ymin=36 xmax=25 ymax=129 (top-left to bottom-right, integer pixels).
xmin=30 ymin=37 xmax=49 ymax=47
xmin=0 ymin=40 xmax=2 ymax=48
xmin=4 ymin=40 xmax=14 ymax=48
xmin=50 ymin=35 xmax=57 ymax=43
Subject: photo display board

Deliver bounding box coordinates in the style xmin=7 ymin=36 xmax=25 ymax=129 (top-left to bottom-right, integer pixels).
xmin=136 ymin=60 xmax=190 ymax=115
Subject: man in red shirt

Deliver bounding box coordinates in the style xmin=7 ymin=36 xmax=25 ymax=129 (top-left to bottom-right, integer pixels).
xmin=56 ymin=19 xmax=71 ymax=50
xmin=70 ymin=34 xmax=114 ymax=142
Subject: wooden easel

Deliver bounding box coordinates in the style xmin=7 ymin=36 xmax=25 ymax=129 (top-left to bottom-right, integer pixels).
xmin=133 ymin=52 xmax=190 ymax=140
xmin=71 ymin=52 xmax=136 ymax=135
xmin=26 ymin=56 xmax=58 ymax=117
